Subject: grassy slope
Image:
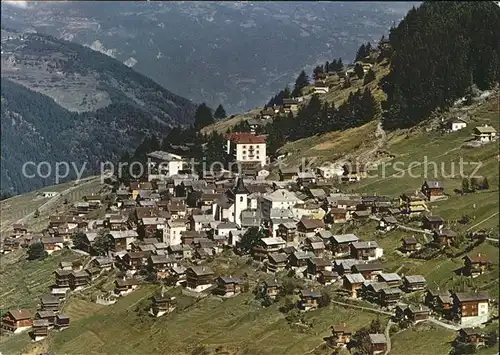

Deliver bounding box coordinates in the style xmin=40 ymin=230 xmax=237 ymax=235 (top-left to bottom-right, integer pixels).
xmin=201 ymin=60 xmax=390 ymax=136
xmin=0 ymin=176 xmax=106 ymax=238
xmin=352 ymin=94 xmax=499 ymax=234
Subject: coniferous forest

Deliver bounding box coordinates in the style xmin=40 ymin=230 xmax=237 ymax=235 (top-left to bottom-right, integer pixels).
xmin=382 ymin=1 xmax=500 ymax=130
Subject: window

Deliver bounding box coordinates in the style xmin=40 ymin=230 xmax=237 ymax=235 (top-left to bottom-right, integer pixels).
xmin=242 ymin=145 xmax=246 ymax=148
xmin=242 ymin=150 xmax=246 ymax=154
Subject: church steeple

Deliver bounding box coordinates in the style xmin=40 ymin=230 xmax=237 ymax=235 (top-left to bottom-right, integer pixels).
xmin=233 ymin=176 xmax=249 ymax=195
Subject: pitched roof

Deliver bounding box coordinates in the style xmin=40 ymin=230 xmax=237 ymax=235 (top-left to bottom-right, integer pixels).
xmin=233 ymin=177 xmax=250 ymax=195
xmin=8 ymin=309 xmax=31 ymax=320
xmin=453 ymin=291 xmax=490 ymax=302
xmin=298 ymin=218 xmax=325 ymax=230
xmin=424 ymin=180 xmax=443 ymax=189
xmin=474 ymin=125 xmax=497 ymax=134
xmin=268 ymin=252 xmax=289 ymax=264
xmin=378 ymin=273 xmax=402 ymax=282
xmin=218 ymin=276 xmax=242 ymax=284
xmin=344 ymin=273 xmax=365 ymax=284
xmin=188 ymin=266 xmax=214 ymax=276
xmin=464 ymin=253 xmax=491 ymax=264
xmin=403 ymin=275 xmax=426 ymax=284
xmin=351 ymin=241 xmax=379 ymax=249
xmin=332 ymin=234 xmax=359 ymax=244
xmin=226 ymin=132 xmax=266 ymax=144
xmin=369 ymin=334 xmax=387 ymax=344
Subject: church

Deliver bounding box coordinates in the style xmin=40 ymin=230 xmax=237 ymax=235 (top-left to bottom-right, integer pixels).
xmin=213 ymin=177 xmax=250 ymax=226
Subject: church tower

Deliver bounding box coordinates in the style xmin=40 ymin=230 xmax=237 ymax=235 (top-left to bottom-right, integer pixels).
xmin=232 ymin=177 xmax=249 ymax=226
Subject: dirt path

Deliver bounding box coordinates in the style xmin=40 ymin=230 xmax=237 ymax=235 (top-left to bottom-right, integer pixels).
xmin=360 ymin=146 xmax=462 ymax=189
xmin=466 ymin=211 xmax=499 ymax=232
xmin=359 ymin=121 xmax=387 ymax=163
xmin=14 ymin=176 xmax=100 ymax=226
xmin=427 ymin=317 xmax=461 ymax=331
xmin=330 ymin=300 xmax=393 ymax=316
xmin=384 ymin=320 xmax=393 ymax=355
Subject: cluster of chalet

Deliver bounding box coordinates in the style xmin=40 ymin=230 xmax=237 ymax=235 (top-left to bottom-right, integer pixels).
xmin=2 ymin=294 xmax=70 ymax=341
xmin=324 ymin=324 xmax=388 ymax=354
xmin=424 ymin=288 xmax=491 ymax=327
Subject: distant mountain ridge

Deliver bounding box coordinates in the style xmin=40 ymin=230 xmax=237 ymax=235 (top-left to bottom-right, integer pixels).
xmin=0 ymin=1 xmax=419 ymax=113
xmin=1 ymin=28 xmax=196 ymax=194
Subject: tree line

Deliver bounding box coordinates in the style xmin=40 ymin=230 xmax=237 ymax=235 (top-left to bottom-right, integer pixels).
xmin=381 ymin=1 xmax=500 ymax=130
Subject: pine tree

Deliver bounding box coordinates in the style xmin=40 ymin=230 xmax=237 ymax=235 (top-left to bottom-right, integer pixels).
xmin=470 ymin=177 xmax=479 ymax=192
xmin=193 ymin=103 xmax=214 ymax=131
xmin=324 ymin=61 xmax=330 ymax=73
xmin=150 ymin=134 xmax=160 ymax=152
xmin=481 ymin=177 xmax=489 ymax=190
xmin=363 ymin=68 xmax=376 ymax=85
xmin=354 ymin=63 xmax=364 ymax=79
xmin=355 ymin=43 xmax=366 ymax=62
xmin=292 ymin=70 xmax=309 ymax=97
xmin=462 ymin=178 xmax=469 ymax=193
xmin=214 ymin=104 xmax=227 ymax=121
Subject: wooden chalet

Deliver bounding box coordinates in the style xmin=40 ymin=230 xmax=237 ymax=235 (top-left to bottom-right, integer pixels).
xmin=277 ymin=222 xmax=298 ymax=244
xmin=186 ymin=266 xmax=215 ymax=293
xmin=350 ymin=241 xmax=381 ymax=261
xmin=31 ymin=319 xmax=49 ymax=341
xmin=377 ymin=273 xmax=402 ymax=288
xmin=326 ymin=323 xmax=352 ymax=348
xmin=115 ymin=278 xmax=140 ymax=296
xmin=35 ymin=310 xmax=56 ymax=326
xmin=215 ymin=276 xmax=242 ymax=297
xmin=326 ymin=207 xmax=348 ymax=224
xmin=406 ymin=305 xmax=430 ymax=323
xmin=452 ymin=292 xmax=490 ymax=326
xmin=402 ymin=275 xmax=426 ymax=292
xmin=263 ymin=279 xmax=282 ymax=299
xmin=150 ymin=295 xmax=176 ymax=317
xmin=68 ymin=270 xmax=90 ymax=290
xmin=400 ymin=236 xmax=420 ymax=253
xmin=421 ymin=180 xmax=444 ymax=201
xmin=40 ymin=295 xmax=60 ymax=312
xmin=123 ymin=251 xmax=150 ymax=270
xmin=433 ymin=229 xmax=458 ymax=247
xmin=399 ymin=190 xmax=428 ymax=215
xmin=267 ymin=252 xmax=288 ymax=273
xmin=462 ymin=253 xmax=491 ymax=277
xmin=352 ymin=262 xmax=384 ymax=281
xmin=2 ymin=309 xmax=32 ymax=333
xmin=318 ymin=270 xmax=338 ymax=285
xmin=306 ymin=257 xmax=330 ymax=279
xmin=369 ymin=334 xmax=387 ymax=355
xmin=458 ymin=328 xmax=487 ymax=347
xmin=54 ymin=314 xmax=70 ymax=330
xmin=252 ymin=237 xmax=286 ymax=261
xmin=330 ymin=234 xmax=359 ymax=256
xmin=422 ymin=214 xmax=444 ymax=231
xmin=299 ymin=289 xmax=322 ymax=311
xmin=380 ymin=287 xmax=403 ymax=307
xmin=343 ymin=273 xmax=365 ymax=298
xmin=53 ymin=269 xmax=71 ymax=288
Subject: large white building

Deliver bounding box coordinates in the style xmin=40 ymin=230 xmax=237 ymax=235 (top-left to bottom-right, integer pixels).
xmin=261 ymin=189 xmax=303 ymax=220
xmin=226 ymin=133 xmax=267 ymax=168
xmin=147 ymin=151 xmax=186 ymax=180
xmin=164 ymin=219 xmax=187 ymax=246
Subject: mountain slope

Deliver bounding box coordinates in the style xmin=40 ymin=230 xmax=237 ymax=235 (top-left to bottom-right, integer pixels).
xmin=0 ymin=1 xmax=419 ymax=112
xmin=1 ymin=29 xmax=196 ymax=194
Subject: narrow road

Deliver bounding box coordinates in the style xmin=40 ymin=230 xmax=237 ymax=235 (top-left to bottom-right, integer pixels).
xmin=330 ymin=300 xmax=393 ymax=316
xmin=427 ymin=317 xmax=461 ymax=331
xmin=14 ymin=176 xmax=101 ymax=226
xmin=384 ymin=320 xmax=393 ymax=355
xmin=466 ymin=212 xmax=499 ymax=232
